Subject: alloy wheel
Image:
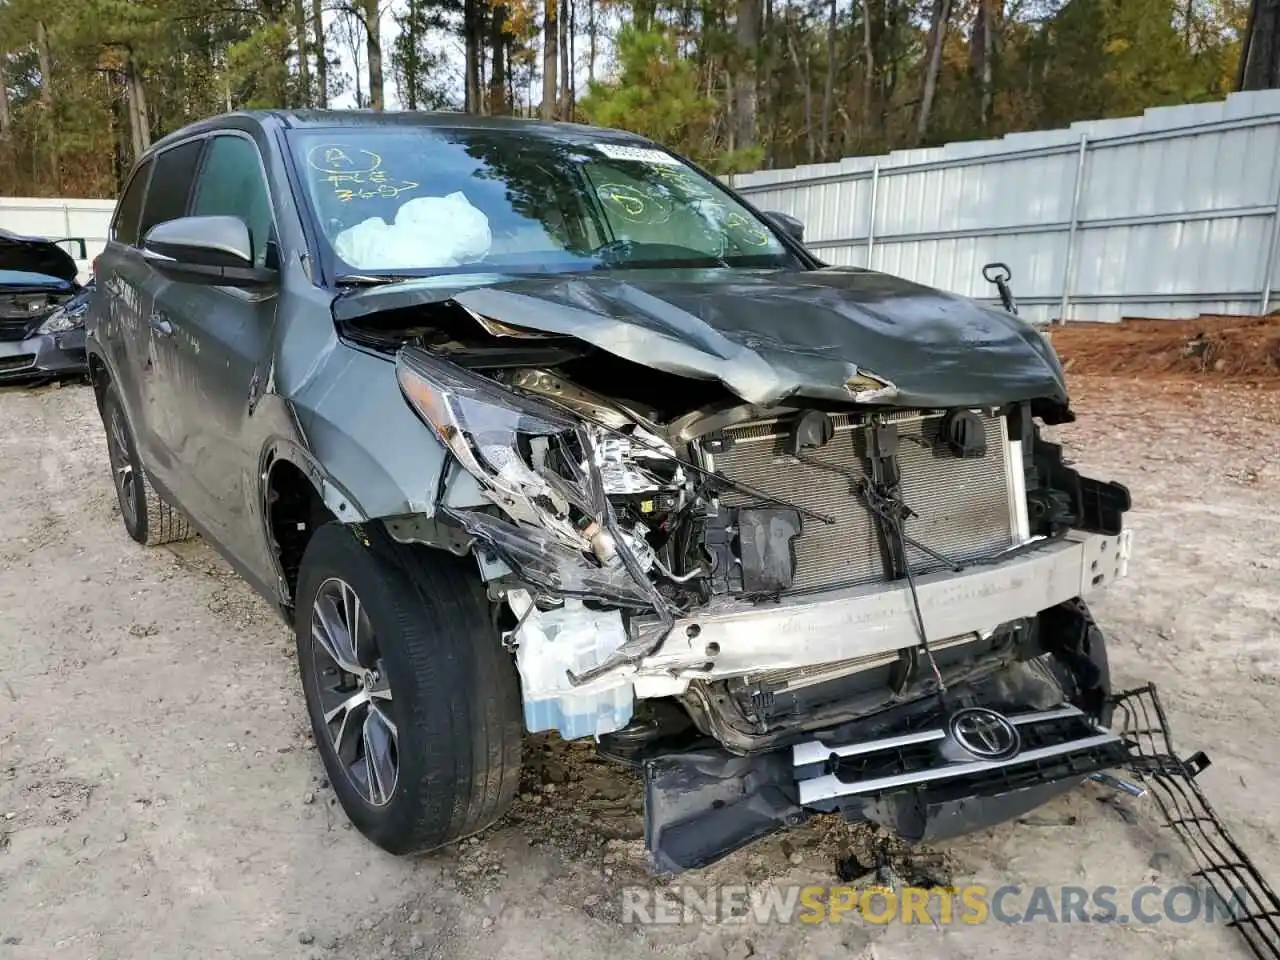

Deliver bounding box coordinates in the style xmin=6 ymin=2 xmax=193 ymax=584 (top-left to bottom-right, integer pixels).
xmin=105 ymin=402 xmax=138 ymax=531
xmin=309 ymin=577 xmax=399 ymax=806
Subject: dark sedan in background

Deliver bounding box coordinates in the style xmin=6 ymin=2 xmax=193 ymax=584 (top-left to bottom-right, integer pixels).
xmin=0 ymin=229 xmax=92 ymax=385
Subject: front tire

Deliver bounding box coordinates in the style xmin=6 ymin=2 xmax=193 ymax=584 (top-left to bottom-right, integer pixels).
xmin=295 ymin=523 xmax=523 ymax=854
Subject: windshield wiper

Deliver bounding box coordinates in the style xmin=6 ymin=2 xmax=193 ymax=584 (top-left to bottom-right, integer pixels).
xmin=589 ymin=239 xmax=731 ymax=270
xmin=335 ymin=274 xmax=412 ymax=287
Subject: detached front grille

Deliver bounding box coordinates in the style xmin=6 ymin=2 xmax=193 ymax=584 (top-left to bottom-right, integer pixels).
xmin=712 ymin=410 xmax=1016 ymax=593
xmin=793 ymin=704 xmax=1125 ymax=805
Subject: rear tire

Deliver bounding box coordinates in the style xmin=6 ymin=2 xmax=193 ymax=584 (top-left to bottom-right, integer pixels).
xmin=295 ymin=522 xmax=523 ymax=854
xmin=101 ymin=384 xmax=195 ymax=546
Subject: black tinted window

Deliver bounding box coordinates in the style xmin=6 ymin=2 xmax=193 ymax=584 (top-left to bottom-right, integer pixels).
xmin=139 ymin=140 xmax=204 ymax=242
xmin=111 ymin=160 xmax=151 ymax=246
xmin=192 ymin=135 xmax=274 ymax=267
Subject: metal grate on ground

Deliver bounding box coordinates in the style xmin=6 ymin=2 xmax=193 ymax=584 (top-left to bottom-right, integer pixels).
xmin=1113 ymin=684 xmax=1280 ymax=959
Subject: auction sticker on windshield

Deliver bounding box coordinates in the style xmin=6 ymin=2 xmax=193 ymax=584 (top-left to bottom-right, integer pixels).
xmin=593 ymin=143 xmax=682 ymax=165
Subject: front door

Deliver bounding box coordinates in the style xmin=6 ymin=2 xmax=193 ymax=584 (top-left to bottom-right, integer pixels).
xmin=130 ymin=137 xmax=207 ymax=503
xmin=145 ymin=132 xmax=281 ymax=580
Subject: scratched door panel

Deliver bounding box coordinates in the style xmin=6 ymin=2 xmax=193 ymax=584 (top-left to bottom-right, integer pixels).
xmin=149 ymin=132 xmax=282 ymax=573
xmin=134 ymin=137 xmax=207 ymax=509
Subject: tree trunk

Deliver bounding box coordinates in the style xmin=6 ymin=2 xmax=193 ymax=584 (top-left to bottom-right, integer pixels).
xmin=587 ymin=0 xmax=597 ymax=83
xmin=862 ymin=0 xmax=877 ymax=137
xmin=490 ymin=3 xmax=508 ymax=114
xmin=762 ymin=0 xmax=775 ymax=164
xmin=36 ymin=20 xmax=61 ymax=191
xmin=969 ymin=0 xmax=994 ymax=129
xmin=820 ymin=0 xmax=836 ymax=157
xmin=0 ymin=57 xmax=11 ymax=144
xmin=916 ymin=0 xmax=951 ymax=142
xmin=124 ymin=50 xmax=151 ymax=164
xmin=363 ymin=0 xmax=384 ymax=110
xmin=786 ymin=28 xmax=815 ymax=162
xmin=1239 ymin=0 xmax=1280 ymax=90
xmin=733 ymin=0 xmax=762 ymax=150
xmin=634 ymin=0 xmax=656 ymax=31
xmin=108 ymin=73 xmax=127 ymax=191
xmin=559 ymin=0 xmax=572 ymax=118
xmin=542 ymin=0 xmax=559 ymax=119
xmin=464 ymin=0 xmax=482 ymax=111
xmin=313 ymin=0 xmax=328 ymax=106
xmin=294 ymin=0 xmax=312 ymax=105
xmin=405 ymin=0 xmax=420 ymax=109
xmin=507 ymin=38 xmax=517 ymax=113
xmin=568 ymin=0 xmax=577 ymax=114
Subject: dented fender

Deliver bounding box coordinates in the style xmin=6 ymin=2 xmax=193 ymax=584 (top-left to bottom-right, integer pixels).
xmin=289 ymin=343 xmax=452 ymax=521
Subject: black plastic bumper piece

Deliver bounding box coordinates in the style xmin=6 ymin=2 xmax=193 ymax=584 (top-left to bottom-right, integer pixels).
xmin=862 ymin=776 xmax=1082 ymax=843
xmin=641 ymin=734 xmax=1127 ymax=873
xmin=643 ymin=748 xmax=803 ymax=874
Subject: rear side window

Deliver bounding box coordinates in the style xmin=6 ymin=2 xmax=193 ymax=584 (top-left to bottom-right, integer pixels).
xmin=138 ymin=139 xmax=205 ymax=242
xmin=111 ymin=160 xmax=151 ymax=246
xmin=191 ymin=135 xmax=275 ymax=267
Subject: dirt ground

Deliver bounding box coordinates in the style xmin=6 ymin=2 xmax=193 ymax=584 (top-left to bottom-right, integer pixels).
xmin=2 ymin=371 xmax=1278 ymax=960
xmin=1048 ymin=313 xmax=1280 ymax=380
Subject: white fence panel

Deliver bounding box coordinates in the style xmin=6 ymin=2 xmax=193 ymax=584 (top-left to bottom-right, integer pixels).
xmin=732 ymin=90 xmax=1280 ymax=323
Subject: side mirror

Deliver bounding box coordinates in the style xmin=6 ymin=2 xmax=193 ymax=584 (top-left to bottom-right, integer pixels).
xmin=763 ymin=211 xmax=805 ymax=245
xmin=143 ymin=216 xmax=276 ymax=287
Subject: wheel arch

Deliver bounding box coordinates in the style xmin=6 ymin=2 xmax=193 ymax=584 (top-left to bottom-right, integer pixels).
xmin=259 ymin=439 xmax=475 ymax=608
xmin=260 ymin=440 xmax=350 ymax=606
xmin=87 ymin=350 xmax=110 ymax=412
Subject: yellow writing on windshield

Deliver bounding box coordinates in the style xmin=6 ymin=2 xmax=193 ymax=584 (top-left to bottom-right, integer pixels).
xmin=725 ymin=211 xmax=772 ymax=245
xmin=650 ymin=166 xmax=713 ymax=196
xmin=305 ymin=144 xmax=420 ymax=203
xmin=596 ymin=182 xmax=673 ymax=224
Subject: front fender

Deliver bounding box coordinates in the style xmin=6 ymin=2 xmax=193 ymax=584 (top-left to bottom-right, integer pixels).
xmin=291 ymin=346 xmax=451 ymax=521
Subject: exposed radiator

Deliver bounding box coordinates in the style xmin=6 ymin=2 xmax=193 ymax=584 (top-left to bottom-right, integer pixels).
xmin=713 ymin=410 xmax=1016 ymax=594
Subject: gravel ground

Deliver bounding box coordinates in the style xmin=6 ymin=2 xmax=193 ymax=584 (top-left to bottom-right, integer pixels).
xmin=1 ymin=376 xmax=1277 ymax=960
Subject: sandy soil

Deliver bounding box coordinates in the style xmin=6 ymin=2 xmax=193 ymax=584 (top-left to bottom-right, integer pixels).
xmin=1 ymin=375 xmax=1278 ymax=960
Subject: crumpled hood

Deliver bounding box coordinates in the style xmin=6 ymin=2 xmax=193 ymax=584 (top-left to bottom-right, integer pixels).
xmin=0 ymin=230 xmax=80 ymax=285
xmin=334 ymin=266 xmax=1067 ymax=408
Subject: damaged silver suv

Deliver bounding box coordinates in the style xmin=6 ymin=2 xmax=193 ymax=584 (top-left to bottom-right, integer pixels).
xmin=86 ymin=110 xmax=1133 ymax=871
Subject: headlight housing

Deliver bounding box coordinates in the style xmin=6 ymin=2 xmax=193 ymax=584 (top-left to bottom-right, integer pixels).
xmin=396 ymin=346 xmax=611 ymax=554
xmin=396 ymin=346 xmax=674 ymax=666
xmin=37 ymin=299 xmax=89 ymax=334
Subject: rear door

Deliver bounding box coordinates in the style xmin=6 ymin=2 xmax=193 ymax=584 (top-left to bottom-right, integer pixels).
xmin=144 ymin=131 xmax=281 ymax=574
xmin=95 ymin=158 xmax=153 ymax=434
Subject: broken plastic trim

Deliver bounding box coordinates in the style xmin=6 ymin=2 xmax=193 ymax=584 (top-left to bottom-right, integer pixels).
xmin=447 ymin=504 xmax=677 ymax=683
xmin=444 ymin=506 xmax=654 ymax=607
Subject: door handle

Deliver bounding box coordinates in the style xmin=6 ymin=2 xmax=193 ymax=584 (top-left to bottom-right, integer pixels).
xmin=149 ymin=312 xmax=173 ymax=336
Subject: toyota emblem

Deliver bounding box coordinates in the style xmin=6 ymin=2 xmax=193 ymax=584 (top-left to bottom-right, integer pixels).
xmin=948 ymin=707 xmax=1021 ymax=761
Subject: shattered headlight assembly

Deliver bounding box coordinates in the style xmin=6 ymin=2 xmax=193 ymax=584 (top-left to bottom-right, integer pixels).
xmin=395 ymin=347 xmax=657 ymax=606
xmin=37 ymin=299 xmax=89 ymax=334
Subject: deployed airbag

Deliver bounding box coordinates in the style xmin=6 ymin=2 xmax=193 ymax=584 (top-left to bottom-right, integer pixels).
xmin=335 ymin=192 xmax=492 ymax=269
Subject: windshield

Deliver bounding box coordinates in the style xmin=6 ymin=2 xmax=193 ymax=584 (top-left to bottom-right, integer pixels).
xmin=287 ymin=128 xmax=800 ymax=278
xmin=0 ymin=269 xmax=70 ymax=288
